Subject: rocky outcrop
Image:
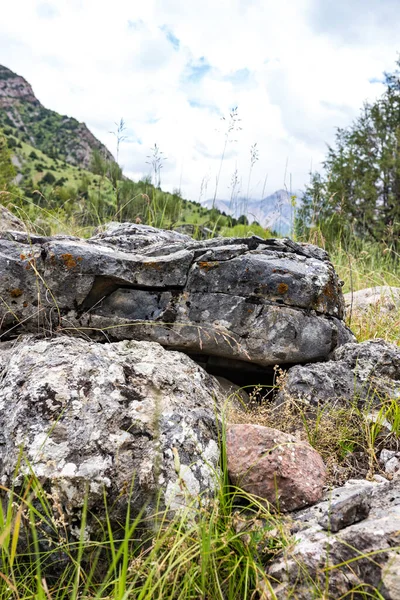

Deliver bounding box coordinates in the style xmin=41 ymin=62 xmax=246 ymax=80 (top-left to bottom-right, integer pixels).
xmin=267 ymin=476 xmax=400 ymax=599
xmin=0 ymin=335 xmax=225 ymax=536
xmin=226 ymin=424 xmax=327 ymax=511
xmin=0 ymin=205 xmax=26 ymax=232
xmin=275 ymin=339 xmax=400 ymax=409
xmin=1 ymin=219 xmax=400 ymax=596
xmin=0 ymin=224 xmax=354 ymax=370
xmin=0 ymin=64 xmax=38 ymax=106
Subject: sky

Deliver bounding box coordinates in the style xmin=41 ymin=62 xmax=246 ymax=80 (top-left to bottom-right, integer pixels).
xmin=1 ymin=0 xmax=400 ymax=202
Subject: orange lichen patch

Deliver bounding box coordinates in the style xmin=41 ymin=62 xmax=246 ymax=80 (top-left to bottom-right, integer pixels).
xmin=61 ymin=253 xmax=78 ymax=269
xmin=277 ymin=282 xmax=289 ymax=294
xmin=142 ymin=262 xmax=162 ymax=270
xmin=198 ymin=261 xmax=219 ymax=272
xmin=322 ymin=279 xmax=336 ymax=300
xmin=9 ymin=288 xmax=23 ymax=298
xmin=23 ymin=301 xmax=28 ymax=307
xmin=313 ymin=279 xmax=340 ymax=315
xmin=272 ymin=268 xmax=288 ymax=274
xmin=20 ymin=254 xmax=26 ymax=260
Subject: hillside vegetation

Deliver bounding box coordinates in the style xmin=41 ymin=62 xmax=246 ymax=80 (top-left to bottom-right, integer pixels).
xmin=0 ymin=64 xmax=268 ymax=240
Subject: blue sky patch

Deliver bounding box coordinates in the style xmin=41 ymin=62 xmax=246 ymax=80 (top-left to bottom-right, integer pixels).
xmin=160 ymin=25 xmax=180 ymax=50
xmin=184 ymin=57 xmax=212 ymax=82
xmin=126 ymin=133 xmax=143 ymax=145
xmin=128 ymin=19 xmax=144 ymax=31
xmin=188 ymin=99 xmax=220 ymax=114
xmin=36 ymin=3 xmax=58 ymax=18
xmin=369 ymin=76 xmax=385 ymax=84
xmin=224 ymin=68 xmax=251 ymax=84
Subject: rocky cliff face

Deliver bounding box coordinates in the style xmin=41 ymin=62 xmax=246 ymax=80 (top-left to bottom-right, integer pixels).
xmin=0 ymin=65 xmax=38 ymax=106
xmin=0 ymin=64 xmax=114 ymax=168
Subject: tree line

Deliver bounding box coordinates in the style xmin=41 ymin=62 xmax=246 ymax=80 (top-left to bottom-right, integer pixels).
xmin=297 ymin=58 xmax=400 ymax=253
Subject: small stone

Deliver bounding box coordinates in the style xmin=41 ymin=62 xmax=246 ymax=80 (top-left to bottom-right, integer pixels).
xmin=372 ymin=474 xmax=389 ymax=483
xmin=318 ymin=489 xmax=372 ymax=532
xmin=380 ymin=449 xmax=397 ymax=464
xmin=275 ymin=339 xmax=400 ymax=411
xmin=266 ymin=476 xmax=400 ymax=598
xmin=385 ymin=457 xmax=400 ymax=474
xmin=344 ymin=286 xmax=400 ymax=316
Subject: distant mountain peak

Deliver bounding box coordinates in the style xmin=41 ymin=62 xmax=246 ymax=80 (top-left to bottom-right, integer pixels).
xmin=0 ymin=64 xmax=114 ymax=169
xmin=202 ymin=189 xmax=302 ymax=235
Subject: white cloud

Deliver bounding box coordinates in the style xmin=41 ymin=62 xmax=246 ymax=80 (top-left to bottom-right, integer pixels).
xmin=1 ymin=0 xmax=399 ymax=201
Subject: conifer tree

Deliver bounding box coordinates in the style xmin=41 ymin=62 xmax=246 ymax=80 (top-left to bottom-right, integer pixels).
xmin=297 ymin=58 xmax=400 ymax=249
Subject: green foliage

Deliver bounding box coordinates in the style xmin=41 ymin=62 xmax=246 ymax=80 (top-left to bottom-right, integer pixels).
xmin=297 ymin=57 xmax=400 ymax=251
xmin=237 ymin=214 xmax=249 ymax=226
xmin=41 ymin=171 xmax=56 ymax=185
xmin=220 ymin=222 xmax=271 ymax=239
xmin=1 ymin=133 xmax=234 ymax=238
xmin=0 ymin=131 xmax=16 ymax=189
xmin=0 ymin=92 xmax=112 ymax=170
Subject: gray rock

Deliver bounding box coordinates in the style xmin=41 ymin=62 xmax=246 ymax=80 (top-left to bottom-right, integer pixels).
xmin=275 ymin=339 xmax=400 ymax=409
xmin=0 ymin=335 xmax=225 ymax=537
xmin=0 ymin=225 xmax=353 ymax=369
xmin=0 ymin=205 xmax=26 ymax=232
xmin=380 ymin=449 xmax=397 ymax=464
xmin=317 ymin=488 xmax=372 ymax=532
xmin=344 ymin=286 xmax=400 ymax=317
xmin=381 ymin=553 xmax=400 ymax=599
xmin=385 ymin=457 xmax=400 ymax=474
xmin=267 ymin=476 xmax=400 ymax=599
xmin=379 ymin=449 xmax=400 ymax=477
xmin=90 ymin=221 xmax=192 ymax=253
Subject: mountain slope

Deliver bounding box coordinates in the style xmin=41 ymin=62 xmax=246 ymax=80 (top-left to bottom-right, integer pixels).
xmin=0 ymin=64 xmax=113 ymax=169
xmin=0 ymin=64 xmax=272 ymax=239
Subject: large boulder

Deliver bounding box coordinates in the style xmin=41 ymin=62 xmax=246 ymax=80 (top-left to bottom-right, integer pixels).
xmin=0 ymin=335 xmax=225 ymax=537
xmin=275 ymin=339 xmax=400 ymax=409
xmin=0 ymin=224 xmax=353 ymax=369
xmin=267 ymin=476 xmax=400 ymax=599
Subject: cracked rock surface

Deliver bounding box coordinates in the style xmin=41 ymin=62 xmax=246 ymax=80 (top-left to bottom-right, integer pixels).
xmin=275 ymin=339 xmax=400 ymax=409
xmin=267 ymin=476 xmax=400 ymax=599
xmin=0 ymin=335 xmax=224 ymax=535
xmin=0 ymin=223 xmax=353 ymax=368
